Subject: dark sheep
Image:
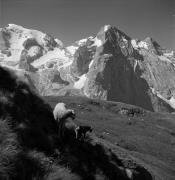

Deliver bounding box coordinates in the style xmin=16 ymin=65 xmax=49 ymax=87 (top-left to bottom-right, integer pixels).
xmin=77 ymin=126 xmax=93 ymax=140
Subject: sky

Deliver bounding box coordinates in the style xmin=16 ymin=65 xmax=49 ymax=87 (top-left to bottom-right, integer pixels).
xmin=0 ymin=0 xmax=175 ymax=50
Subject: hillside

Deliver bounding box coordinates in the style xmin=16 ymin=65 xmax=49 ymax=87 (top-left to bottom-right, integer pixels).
xmin=45 ymin=96 xmax=175 ymax=180
xmin=0 ymin=66 xmax=155 ymax=180
xmin=0 ymin=61 xmax=175 ymax=179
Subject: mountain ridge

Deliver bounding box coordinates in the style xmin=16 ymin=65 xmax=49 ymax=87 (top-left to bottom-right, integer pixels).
xmin=0 ymin=23 xmax=175 ymax=112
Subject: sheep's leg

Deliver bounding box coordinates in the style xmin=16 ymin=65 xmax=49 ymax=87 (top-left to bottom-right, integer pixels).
xmin=75 ymin=127 xmax=79 ymax=139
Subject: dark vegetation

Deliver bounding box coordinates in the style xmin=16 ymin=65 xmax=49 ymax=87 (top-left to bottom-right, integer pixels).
xmin=0 ymin=66 xmax=168 ymax=180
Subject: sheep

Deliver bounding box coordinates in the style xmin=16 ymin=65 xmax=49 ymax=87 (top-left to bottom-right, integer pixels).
xmin=53 ymin=102 xmax=78 ymax=144
xmin=53 ymin=102 xmax=75 ymax=121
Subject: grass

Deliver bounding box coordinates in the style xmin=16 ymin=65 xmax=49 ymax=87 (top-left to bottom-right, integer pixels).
xmin=0 ymin=66 xmax=154 ymax=180
xmin=45 ymin=95 xmax=175 ymax=180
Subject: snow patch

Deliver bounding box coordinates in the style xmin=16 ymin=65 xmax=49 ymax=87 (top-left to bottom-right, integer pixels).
xmin=91 ymin=37 xmax=103 ymax=47
xmin=104 ymin=25 xmax=111 ymax=32
xmin=55 ymin=38 xmax=63 ymax=47
xmin=77 ymin=38 xmax=88 ymax=46
xmin=133 ymin=60 xmax=138 ymax=72
xmin=88 ymin=36 xmax=94 ymax=40
xmin=164 ymin=51 xmax=174 ymax=57
xmin=8 ymin=24 xmax=26 ymax=30
xmin=74 ymin=74 xmax=87 ymax=89
xmin=76 ymin=36 xmax=94 ymax=46
xmin=138 ymin=41 xmax=148 ymax=49
xmin=27 ymin=46 xmax=41 ymax=57
xmin=89 ymin=60 xmax=94 ymax=69
xmin=67 ymin=36 xmax=94 ymax=55
xmin=150 ymin=87 xmax=175 ymax=109
xmin=131 ymin=40 xmax=138 ymax=49
xmin=169 ymin=97 xmax=175 ymax=108
xmin=157 ymin=94 xmax=175 ymax=109
xmin=131 ymin=39 xmax=148 ymax=50
xmin=61 ymin=61 xmax=73 ymax=69
xmin=122 ymin=37 xmax=128 ymax=43
xmin=158 ymin=55 xmax=172 ymax=64
xmin=66 ymin=46 xmax=78 ymax=55
xmin=32 ymin=47 xmax=70 ymax=68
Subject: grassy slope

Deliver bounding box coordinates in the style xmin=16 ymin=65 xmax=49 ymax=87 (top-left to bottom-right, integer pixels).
xmin=45 ymin=96 xmax=175 ymax=180
xmin=0 ymin=66 xmax=155 ymax=180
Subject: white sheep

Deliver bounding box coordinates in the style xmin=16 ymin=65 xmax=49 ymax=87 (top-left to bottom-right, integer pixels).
xmin=53 ymin=102 xmax=78 ymax=142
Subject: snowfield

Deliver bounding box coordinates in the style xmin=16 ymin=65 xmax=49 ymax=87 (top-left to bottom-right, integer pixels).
xmin=32 ymin=48 xmax=70 ymax=68
xmin=74 ymin=74 xmax=87 ymax=89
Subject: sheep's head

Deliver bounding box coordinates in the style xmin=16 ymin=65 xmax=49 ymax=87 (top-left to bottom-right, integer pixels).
xmin=68 ymin=109 xmax=76 ymax=120
xmin=61 ymin=109 xmax=76 ymax=120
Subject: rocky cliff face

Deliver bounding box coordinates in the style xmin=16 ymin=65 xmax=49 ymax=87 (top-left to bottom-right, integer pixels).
xmin=82 ymin=26 xmax=175 ymax=112
xmin=0 ymin=24 xmax=175 ymax=112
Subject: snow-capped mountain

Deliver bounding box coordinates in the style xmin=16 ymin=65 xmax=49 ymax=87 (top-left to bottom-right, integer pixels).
xmin=0 ymin=24 xmax=72 ymax=71
xmin=0 ymin=24 xmax=175 ymax=112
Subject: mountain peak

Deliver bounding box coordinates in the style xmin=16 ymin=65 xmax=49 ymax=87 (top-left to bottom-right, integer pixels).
xmin=103 ymin=25 xmax=111 ymax=32
xmin=143 ymin=36 xmax=163 ymax=54
xmin=144 ymin=37 xmax=157 ymax=46
xmin=1 ymin=23 xmax=175 ymax=113
xmin=95 ymin=25 xmax=131 ymax=49
xmin=99 ymin=25 xmax=120 ymax=34
xmin=7 ymin=24 xmax=27 ymax=31
xmin=8 ymin=23 xmax=23 ymax=27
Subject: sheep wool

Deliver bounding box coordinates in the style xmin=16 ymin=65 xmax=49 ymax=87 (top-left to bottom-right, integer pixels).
xmin=53 ymin=102 xmax=78 ymax=142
